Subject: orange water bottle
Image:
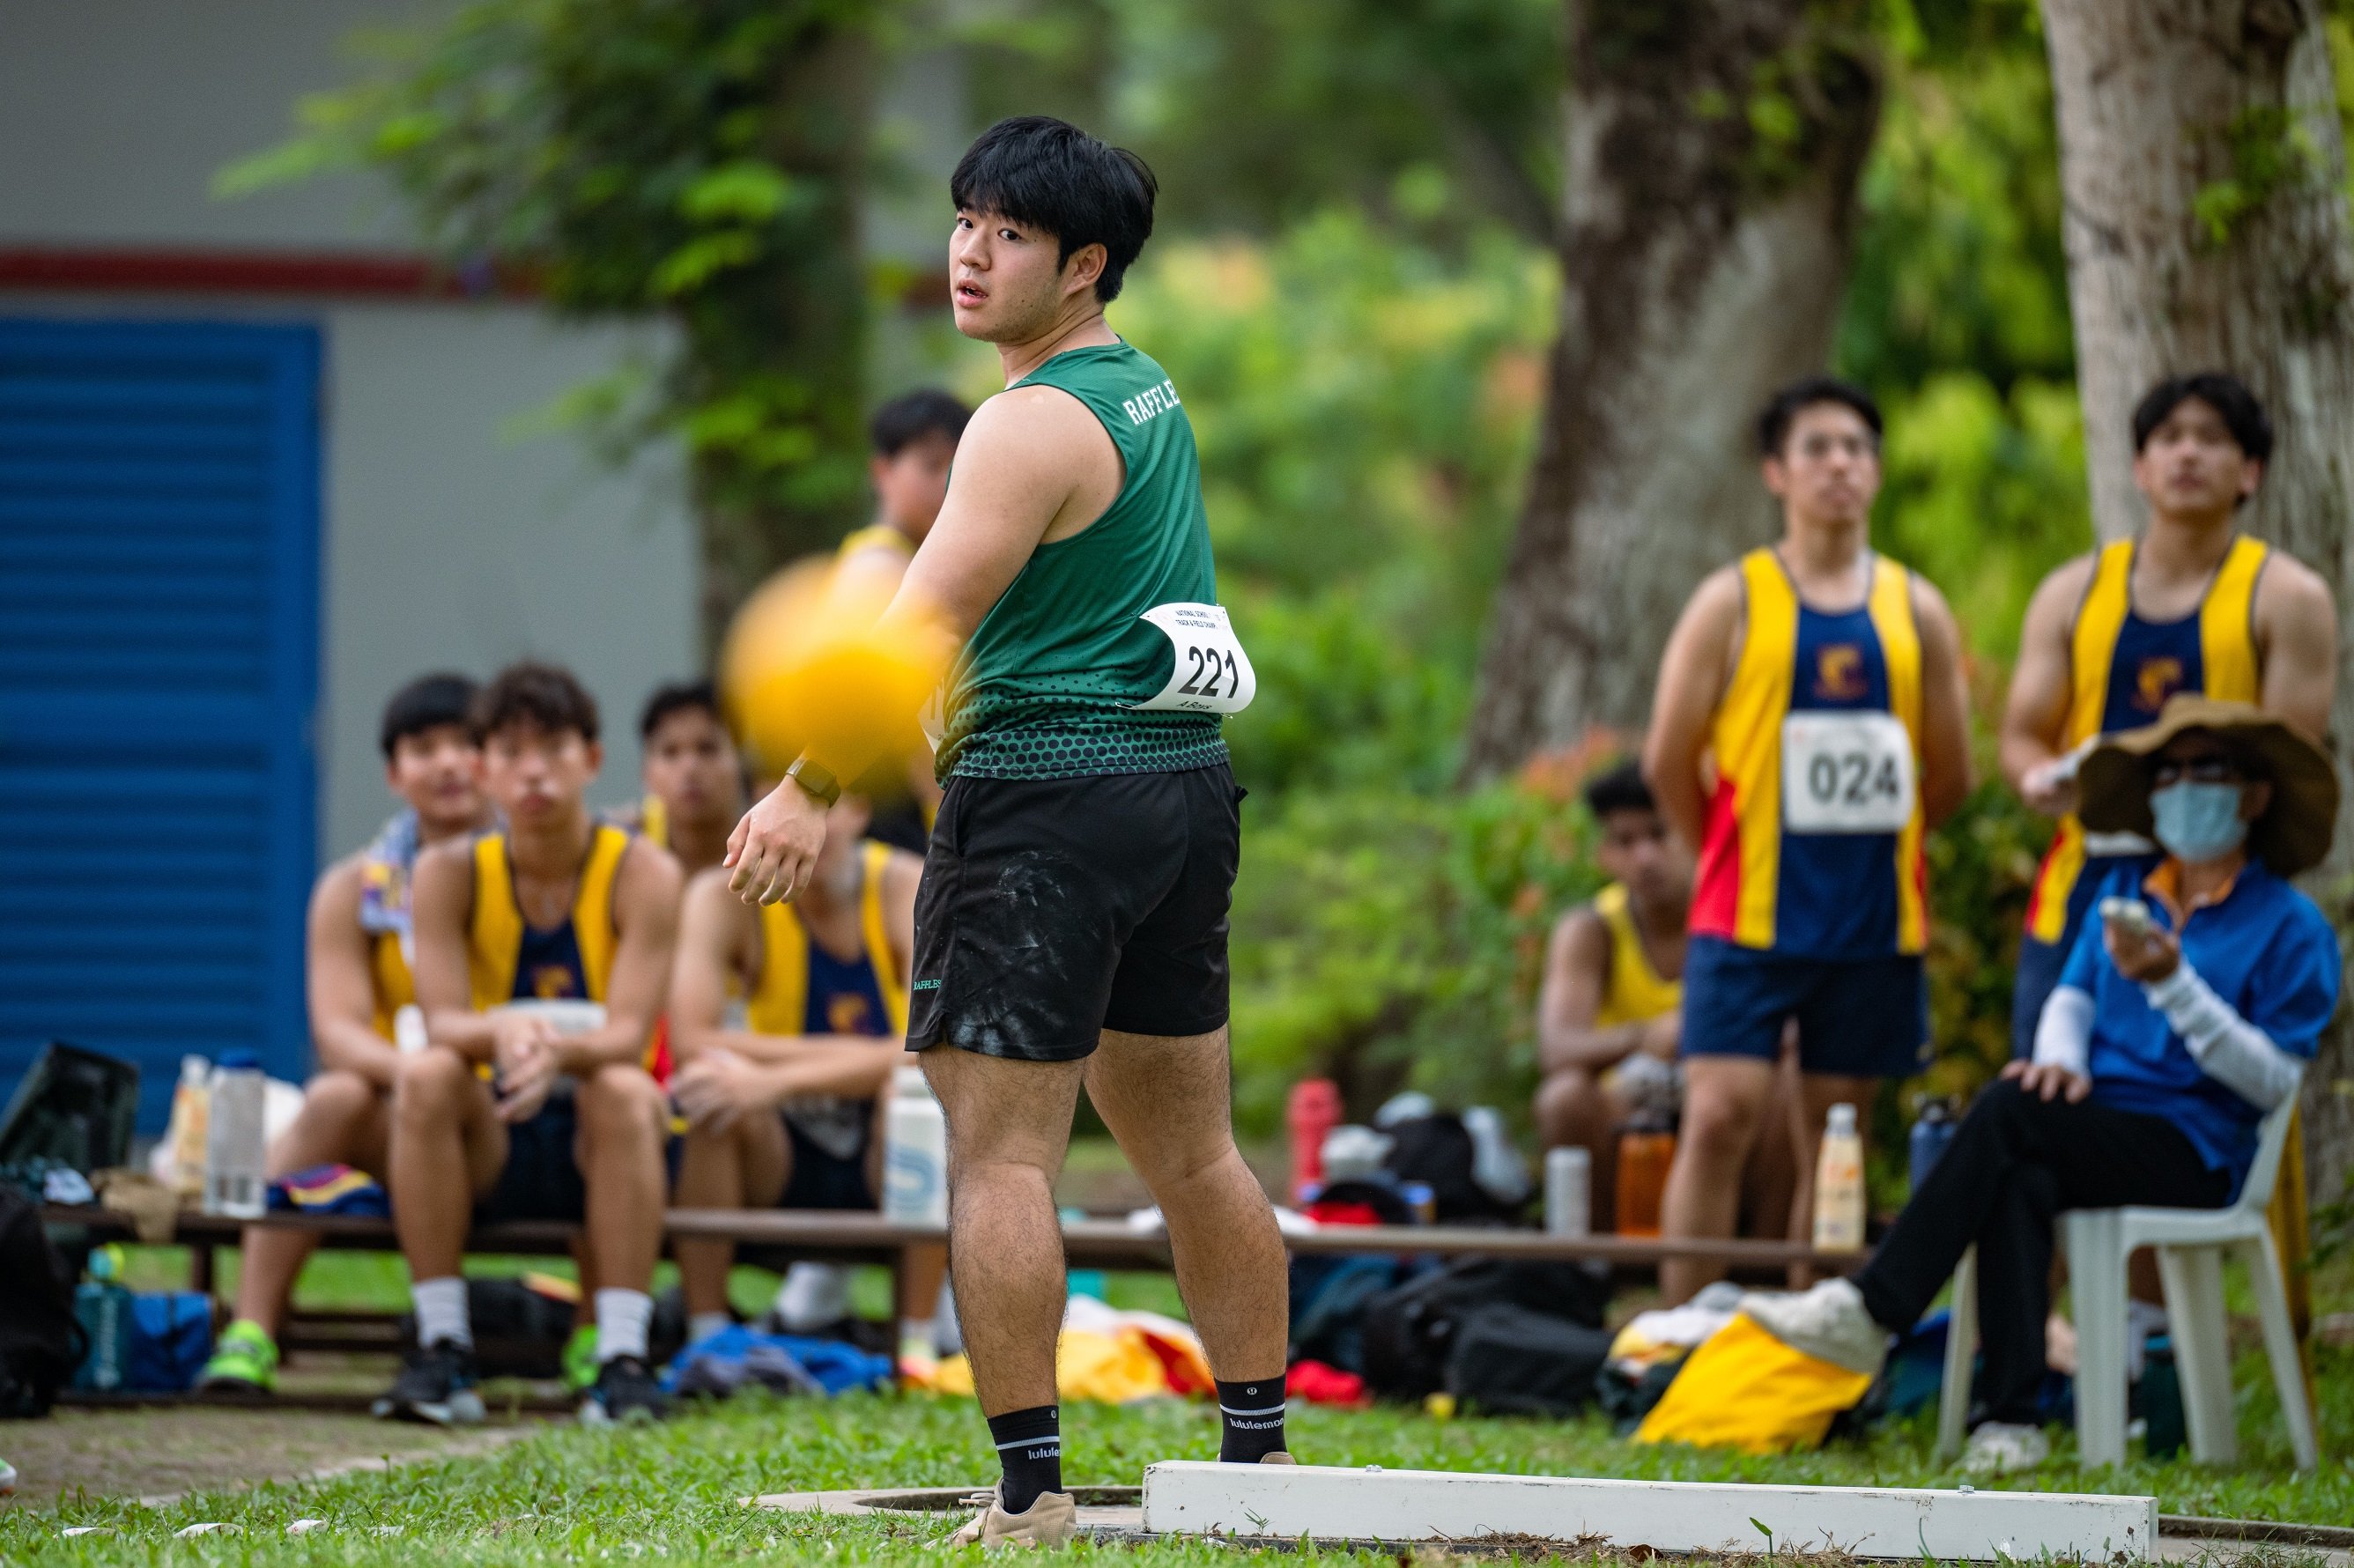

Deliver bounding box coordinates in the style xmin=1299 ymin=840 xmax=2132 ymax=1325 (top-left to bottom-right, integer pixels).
xmin=1614 ymin=1113 xmax=1676 ymax=1237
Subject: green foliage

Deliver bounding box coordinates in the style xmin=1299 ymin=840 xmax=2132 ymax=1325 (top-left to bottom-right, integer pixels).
xmin=960 ymin=0 xmax=1563 ymax=244
xmin=1837 ymin=14 xmax=2088 ymax=665
xmin=1102 ymin=213 xmax=1553 ymax=799
xmin=222 ymin=0 xmax=883 ymax=588
xmin=2192 ymin=105 xmax=2326 ymax=248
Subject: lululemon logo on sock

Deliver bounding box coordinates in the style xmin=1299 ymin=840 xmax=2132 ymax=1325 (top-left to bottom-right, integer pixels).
xmin=1025 ymin=1445 xmax=1059 ymax=1460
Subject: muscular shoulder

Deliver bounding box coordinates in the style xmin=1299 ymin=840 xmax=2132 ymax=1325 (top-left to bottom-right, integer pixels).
xmin=2023 ymin=553 xmax=2101 ymax=637
xmin=617 ymin=835 xmax=685 ymax=918
xmin=2254 ymin=547 xmax=2335 ymax=622
xmin=972 ymin=384 xmax=1113 ymax=466
xmin=1906 ymin=571 xmax=1964 ymax=646
xmin=308 ymin=853 xmax=367 ymax=925
xmin=679 ymin=864 xmax=754 ymax=940
xmin=1548 ymin=904 xmax=1611 ymax=972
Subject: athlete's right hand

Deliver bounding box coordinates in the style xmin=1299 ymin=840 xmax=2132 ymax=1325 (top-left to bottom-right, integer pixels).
xmin=492 ymin=1016 xmax=559 ymax=1122
xmin=726 ymin=779 xmax=829 ymax=906
xmin=2020 ymin=758 xmax=2079 ymax=817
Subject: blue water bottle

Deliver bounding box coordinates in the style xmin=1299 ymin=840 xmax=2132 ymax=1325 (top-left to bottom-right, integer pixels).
xmin=1908 ymin=1098 xmax=1957 ymax=1195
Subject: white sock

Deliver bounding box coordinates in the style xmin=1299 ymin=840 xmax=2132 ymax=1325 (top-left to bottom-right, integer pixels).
xmin=412 ymin=1276 xmax=471 ymax=1350
xmin=595 ymin=1288 xmax=654 ymax=1365
xmin=688 ymin=1311 xmax=733 ymax=1346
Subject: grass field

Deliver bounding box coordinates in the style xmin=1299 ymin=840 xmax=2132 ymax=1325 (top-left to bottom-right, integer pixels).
xmin=5 ymin=1335 xmax=2351 ymax=1566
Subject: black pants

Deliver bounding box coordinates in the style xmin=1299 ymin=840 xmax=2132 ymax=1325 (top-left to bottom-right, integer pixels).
xmin=1854 ymin=1078 xmax=2231 ymax=1424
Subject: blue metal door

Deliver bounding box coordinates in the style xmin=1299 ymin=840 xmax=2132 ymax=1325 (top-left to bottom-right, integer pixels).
xmin=0 ymin=319 xmax=320 ymax=1132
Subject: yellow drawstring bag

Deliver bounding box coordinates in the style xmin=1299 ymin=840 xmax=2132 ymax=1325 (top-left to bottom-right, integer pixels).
xmin=1633 ymin=1313 xmax=1872 ymax=1454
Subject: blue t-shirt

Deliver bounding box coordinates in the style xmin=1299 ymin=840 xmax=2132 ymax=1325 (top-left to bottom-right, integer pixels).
xmin=2060 ymin=859 xmax=2337 ymax=1194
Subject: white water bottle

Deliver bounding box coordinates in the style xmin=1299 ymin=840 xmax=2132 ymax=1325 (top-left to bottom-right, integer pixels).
xmin=882 ymin=1064 xmax=948 ymax=1228
xmin=1543 ymin=1146 xmax=1590 ymax=1237
xmin=1811 ymin=1102 xmax=1865 ymax=1251
xmin=204 ymin=1050 xmax=268 ymax=1218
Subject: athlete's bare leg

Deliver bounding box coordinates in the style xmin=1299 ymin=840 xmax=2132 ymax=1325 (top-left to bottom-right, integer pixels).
xmin=228 ymin=1070 xmax=391 ymax=1335
xmin=574 ymin=1063 xmax=669 ymax=1299
xmin=921 ymin=1047 xmax=1084 ymax=1414
xmin=1659 ymin=1055 xmax=1777 ymax=1302
xmin=1084 ymin=1028 xmax=1287 ymax=1382
xmin=388 ymin=1047 xmax=507 ymax=1282
xmin=673 ymin=1111 xmax=789 ymax=1320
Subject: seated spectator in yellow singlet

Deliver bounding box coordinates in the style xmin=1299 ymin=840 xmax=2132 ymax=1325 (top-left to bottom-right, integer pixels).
xmin=198 ymin=675 xmax=492 ymax=1394
xmin=1535 ymin=760 xmax=1797 ymax=1233
xmin=835 ymin=388 xmax=969 ymax=855
xmin=624 ymin=679 xmax=748 ymax=1088
xmin=666 ymin=788 xmax=947 ymax=1366
xmin=379 ymin=662 xmax=683 ymax=1429
xmin=627 ymin=679 xmax=747 ymax=878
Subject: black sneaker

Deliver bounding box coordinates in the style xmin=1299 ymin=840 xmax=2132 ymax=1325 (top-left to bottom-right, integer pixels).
xmin=580 ymin=1355 xmax=670 ymax=1426
xmin=371 ymin=1341 xmax=485 ymax=1426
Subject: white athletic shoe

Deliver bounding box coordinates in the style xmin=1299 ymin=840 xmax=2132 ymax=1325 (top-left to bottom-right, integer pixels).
xmin=773 ymin=1261 xmax=850 ymax=1333
xmin=1961 ymin=1421 xmax=2050 ymax=1475
xmin=946 ymin=1486 xmax=1077 ymax=1549
xmin=1739 ymin=1277 xmax=1889 ymax=1378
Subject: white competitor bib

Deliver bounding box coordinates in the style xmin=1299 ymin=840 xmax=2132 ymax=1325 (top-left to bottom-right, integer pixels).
xmin=1135 ymin=602 xmax=1256 ymax=714
xmin=1780 ymin=711 xmax=1914 ymax=834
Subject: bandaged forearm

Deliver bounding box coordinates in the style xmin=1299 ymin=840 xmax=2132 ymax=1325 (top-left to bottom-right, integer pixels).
xmin=2142 ymin=963 xmax=2306 ymax=1109
xmin=2031 ymin=985 xmax=2093 ymax=1076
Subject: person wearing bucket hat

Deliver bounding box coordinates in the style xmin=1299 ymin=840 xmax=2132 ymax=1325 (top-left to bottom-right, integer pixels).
xmin=1744 ymin=695 xmax=2338 ymax=1475
xmin=1997 ymin=374 xmax=2336 ymax=1061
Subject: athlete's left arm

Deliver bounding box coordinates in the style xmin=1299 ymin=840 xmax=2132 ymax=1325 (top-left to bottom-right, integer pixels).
xmin=2254 ymin=553 xmax=2338 ymax=740
xmin=559 ymin=840 xmax=685 ymax=1074
xmin=726 ymin=389 xmax=1103 ymax=907
xmin=1912 ymin=575 xmax=1975 ymax=827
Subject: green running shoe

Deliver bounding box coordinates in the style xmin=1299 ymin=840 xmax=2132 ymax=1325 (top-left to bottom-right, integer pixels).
xmin=197 ymin=1319 xmax=278 ymax=1394
xmin=562 ymin=1323 xmax=599 ymax=1394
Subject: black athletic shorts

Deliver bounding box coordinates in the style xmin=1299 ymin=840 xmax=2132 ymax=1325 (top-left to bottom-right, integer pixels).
xmin=907 ymin=763 xmax=1242 ymax=1061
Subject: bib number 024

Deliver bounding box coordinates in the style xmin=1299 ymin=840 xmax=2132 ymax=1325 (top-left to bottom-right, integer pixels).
xmin=1780 ymin=711 xmax=1914 ymax=834
xmin=1135 ymin=603 xmax=1256 ymax=714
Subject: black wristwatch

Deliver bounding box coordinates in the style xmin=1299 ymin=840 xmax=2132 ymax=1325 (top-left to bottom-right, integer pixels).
xmin=785 ymin=756 xmax=842 ymax=808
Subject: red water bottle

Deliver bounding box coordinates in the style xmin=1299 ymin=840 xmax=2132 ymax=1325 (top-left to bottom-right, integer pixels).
xmin=1286 ymin=1079 xmax=1343 ymax=1202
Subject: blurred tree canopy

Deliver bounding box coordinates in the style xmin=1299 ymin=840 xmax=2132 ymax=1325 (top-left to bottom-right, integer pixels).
xmin=223 ymin=0 xmax=883 ymax=632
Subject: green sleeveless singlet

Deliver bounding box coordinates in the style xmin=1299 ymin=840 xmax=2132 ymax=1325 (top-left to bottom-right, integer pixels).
xmin=936 ymin=340 xmax=1230 ymax=780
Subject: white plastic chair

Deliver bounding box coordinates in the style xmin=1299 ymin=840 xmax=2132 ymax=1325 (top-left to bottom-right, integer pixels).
xmin=1935 ymin=1096 xmax=2316 ymax=1469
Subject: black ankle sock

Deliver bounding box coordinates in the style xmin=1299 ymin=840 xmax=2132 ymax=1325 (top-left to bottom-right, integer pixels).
xmin=1216 ymin=1377 xmax=1287 ymax=1462
xmin=987 ymin=1404 xmax=1062 ymax=1513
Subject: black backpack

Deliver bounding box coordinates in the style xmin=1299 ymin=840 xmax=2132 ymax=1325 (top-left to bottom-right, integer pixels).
xmin=0 ymin=1183 xmax=85 ymax=1417
xmin=1381 ymin=1114 xmax=1522 ymax=1224
xmin=1358 ymin=1256 xmax=1609 ymax=1402
xmin=1445 ymin=1301 xmax=1611 ymax=1417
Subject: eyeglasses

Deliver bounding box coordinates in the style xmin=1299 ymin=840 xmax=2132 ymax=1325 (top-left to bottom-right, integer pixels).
xmin=2152 ymin=757 xmax=2243 ymax=786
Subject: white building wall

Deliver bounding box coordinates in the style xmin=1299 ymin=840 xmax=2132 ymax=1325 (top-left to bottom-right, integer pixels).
xmin=0 ymin=0 xmax=700 ymax=859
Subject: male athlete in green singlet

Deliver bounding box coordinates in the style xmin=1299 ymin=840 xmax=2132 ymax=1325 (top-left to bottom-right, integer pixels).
xmin=727 ymin=116 xmax=1290 ymax=1548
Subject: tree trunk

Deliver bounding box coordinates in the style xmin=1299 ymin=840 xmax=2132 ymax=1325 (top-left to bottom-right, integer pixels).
xmin=1461 ymin=0 xmax=1882 ymax=777
xmin=2043 ymin=0 xmax=2354 ymax=1200
xmin=692 ymin=17 xmax=875 ymax=649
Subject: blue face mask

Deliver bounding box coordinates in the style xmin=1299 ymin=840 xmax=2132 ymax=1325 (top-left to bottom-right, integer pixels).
xmin=2149 ymin=780 xmax=2248 ymax=862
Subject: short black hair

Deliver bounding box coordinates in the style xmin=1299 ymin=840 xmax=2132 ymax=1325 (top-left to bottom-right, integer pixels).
xmin=2132 ymin=372 xmax=2273 ymax=462
xmin=1757 ymin=376 xmax=1883 ymax=456
xmin=380 ymin=673 xmax=477 ymax=759
xmin=473 ymin=661 xmax=599 ymax=743
xmin=950 ymin=115 xmax=1157 ymax=304
xmin=639 ymin=678 xmax=724 ymax=742
xmin=1583 ymin=759 xmax=1657 ymax=820
xmin=870 ymin=388 xmax=970 ymax=458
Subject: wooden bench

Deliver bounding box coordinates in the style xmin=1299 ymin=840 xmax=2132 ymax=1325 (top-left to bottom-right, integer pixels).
xmin=43 ymin=1202 xmax=1862 ymax=1286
